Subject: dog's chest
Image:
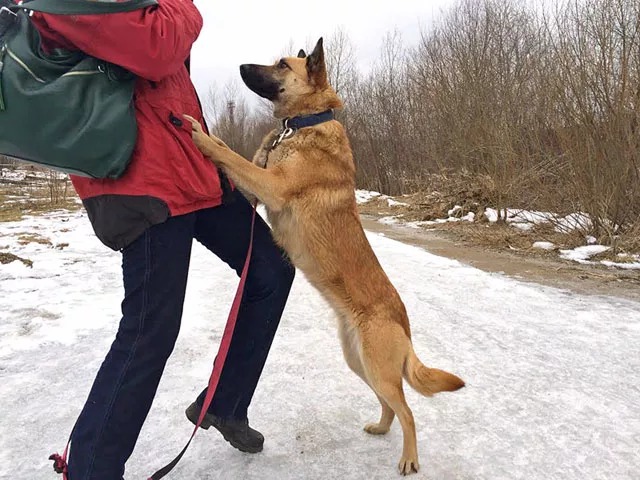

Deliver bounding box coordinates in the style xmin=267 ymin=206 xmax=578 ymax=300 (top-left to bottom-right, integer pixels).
xmin=255 ymin=139 xmax=295 ymax=169
xmin=265 ymin=149 xmax=287 ymax=169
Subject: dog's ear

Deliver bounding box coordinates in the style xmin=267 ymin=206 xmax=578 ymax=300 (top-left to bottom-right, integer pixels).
xmin=306 ymin=37 xmax=327 ymax=88
xmin=297 ymin=49 xmax=307 ymax=58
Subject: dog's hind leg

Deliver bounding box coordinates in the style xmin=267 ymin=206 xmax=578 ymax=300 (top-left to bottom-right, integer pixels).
xmin=374 ymin=380 xmax=418 ymax=475
xmin=364 ymin=395 xmax=395 ymax=435
xmin=338 ymin=318 xmax=395 ymax=435
xmin=360 ymin=329 xmax=420 ymax=475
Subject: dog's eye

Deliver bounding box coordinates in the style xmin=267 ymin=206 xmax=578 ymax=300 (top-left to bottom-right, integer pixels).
xmin=278 ymin=60 xmax=289 ymax=70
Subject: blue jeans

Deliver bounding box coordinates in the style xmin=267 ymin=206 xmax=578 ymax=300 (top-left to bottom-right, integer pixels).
xmin=67 ymin=191 xmax=295 ymax=479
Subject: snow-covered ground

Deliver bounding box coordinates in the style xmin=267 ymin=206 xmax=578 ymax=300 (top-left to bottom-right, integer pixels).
xmin=1 ymin=210 xmax=640 ymax=480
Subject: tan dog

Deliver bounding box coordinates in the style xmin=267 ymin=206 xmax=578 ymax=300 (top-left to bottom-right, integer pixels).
xmin=185 ymin=38 xmax=464 ymax=475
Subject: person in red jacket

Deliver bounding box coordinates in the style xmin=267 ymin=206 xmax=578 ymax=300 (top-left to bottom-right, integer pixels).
xmin=31 ymin=1 xmax=295 ymax=478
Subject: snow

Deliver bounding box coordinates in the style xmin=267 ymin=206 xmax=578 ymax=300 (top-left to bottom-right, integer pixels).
xmin=532 ymin=241 xmax=556 ymax=251
xmin=0 ymin=166 xmax=67 ymax=181
xmin=2 ymin=210 xmax=640 ymax=480
xmin=460 ymin=212 xmax=475 ymax=222
xmin=601 ymin=258 xmax=640 ymax=270
xmin=484 ymin=208 xmax=592 ymax=233
xmin=378 ymin=216 xmax=400 ymax=225
xmin=512 ymin=222 xmax=534 ymax=231
xmin=355 ymin=190 xmax=408 ymax=208
xmin=448 ymin=205 xmax=462 ymax=217
xmin=560 ymin=245 xmax=610 ymax=264
xmin=0 ymin=168 xmax=27 ymax=181
xmin=483 ymin=208 xmax=594 ymax=235
xmin=555 ymin=213 xmax=593 ymax=234
xmin=404 ymin=212 xmax=475 ymax=229
xmin=355 ymin=190 xmax=381 ymax=204
xmin=487 ymin=209 xmax=546 ymax=226
xmin=556 ymin=246 xmax=640 ymax=270
xmin=387 ymin=198 xmax=409 ymax=207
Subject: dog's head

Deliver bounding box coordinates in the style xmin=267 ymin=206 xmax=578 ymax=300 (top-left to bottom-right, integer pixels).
xmin=239 ymin=38 xmax=343 ymax=118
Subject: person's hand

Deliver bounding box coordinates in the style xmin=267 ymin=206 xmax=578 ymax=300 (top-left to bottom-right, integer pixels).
xmin=183 ymin=114 xmax=231 ymax=163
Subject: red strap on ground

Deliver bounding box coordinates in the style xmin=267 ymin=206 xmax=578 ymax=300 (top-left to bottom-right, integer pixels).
xmin=50 ymin=205 xmax=257 ymax=480
xmin=48 ymin=447 xmax=69 ymax=479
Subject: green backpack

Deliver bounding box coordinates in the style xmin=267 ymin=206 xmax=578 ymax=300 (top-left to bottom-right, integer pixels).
xmin=0 ymin=0 xmax=158 ymax=179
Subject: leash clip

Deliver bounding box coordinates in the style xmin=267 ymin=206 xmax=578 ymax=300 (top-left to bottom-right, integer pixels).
xmin=272 ymin=126 xmax=294 ymax=149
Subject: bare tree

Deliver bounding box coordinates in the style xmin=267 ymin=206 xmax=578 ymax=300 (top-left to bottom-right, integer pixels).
xmin=325 ymin=26 xmax=358 ymax=97
xmin=205 ymin=80 xmax=274 ymax=159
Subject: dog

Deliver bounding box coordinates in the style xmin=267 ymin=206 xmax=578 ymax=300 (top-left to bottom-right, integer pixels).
xmin=184 ymin=38 xmax=465 ymax=475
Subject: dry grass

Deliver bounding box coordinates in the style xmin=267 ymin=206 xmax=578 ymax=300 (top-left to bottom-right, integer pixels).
xmin=0 ymin=198 xmax=79 ymax=222
xmin=17 ymin=233 xmax=52 ymax=246
xmin=1 ymin=174 xmax=79 ymax=269
xmin=0 ymin=252 xmax=33 ymax=268
xmin=528 ymin=223 xmax=585 ymax=250
xmin=1 ymin=178 xmax=79 ymax=223
xmin=618 ymin=225 xmax=640 ymax=253
xmin=359 ymin=171 xmax=495 ymax=223
xmin=590 ymin=248 xmax=640 ymax=264
xmin=449 ymin=223 xmax=537 ymax=252
xmin=447 ymin=219 xmax=589 ymax=255
xmin=358 ymin=192 xmax=452 ymax=222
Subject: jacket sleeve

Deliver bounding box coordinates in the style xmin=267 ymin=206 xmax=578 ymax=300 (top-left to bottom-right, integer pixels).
xmin=39 ymin=0 xmax=203 ymax=81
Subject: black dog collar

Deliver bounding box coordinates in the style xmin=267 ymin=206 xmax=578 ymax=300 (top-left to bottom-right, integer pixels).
xmin=285 ymin=109 xmax=335 ymax=130
xmin=272 ymin=109 xmax=335 ymax=149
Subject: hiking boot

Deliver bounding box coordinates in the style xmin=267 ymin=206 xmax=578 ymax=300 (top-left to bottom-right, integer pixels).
xmin=185 ymin=401 xmax=264 ymax=453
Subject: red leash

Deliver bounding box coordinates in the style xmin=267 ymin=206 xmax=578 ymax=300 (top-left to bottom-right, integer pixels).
xmin=50 ymin=206 xmax=257 ymax=480
xmin=148 ymin=205 xmax=256 ymax=479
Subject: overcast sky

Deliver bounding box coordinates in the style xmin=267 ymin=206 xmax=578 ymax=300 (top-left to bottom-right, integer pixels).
xmin=190 ymin=0 xmax=457 ymax=101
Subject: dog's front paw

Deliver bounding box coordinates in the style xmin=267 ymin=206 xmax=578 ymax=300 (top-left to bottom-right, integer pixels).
xmin=398 ymin=456 xmax=419 ymax=476
xmin=183 ymin=115 xmax=227 ymax=161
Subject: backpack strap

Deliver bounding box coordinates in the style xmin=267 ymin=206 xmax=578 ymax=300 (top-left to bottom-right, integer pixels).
xmin=10 ymin=0 xmax=158 ymax=15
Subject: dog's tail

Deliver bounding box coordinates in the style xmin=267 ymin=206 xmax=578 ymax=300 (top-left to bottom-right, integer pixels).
xmin=403 ymin=347 xmax=465 ymax=396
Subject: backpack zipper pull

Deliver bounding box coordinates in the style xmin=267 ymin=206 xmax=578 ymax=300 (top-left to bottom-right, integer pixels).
xmin=0 ymin=44 xmax=6 ymax=111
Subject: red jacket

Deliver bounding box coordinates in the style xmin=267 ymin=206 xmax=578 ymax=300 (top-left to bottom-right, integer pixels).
xmin=32 ymin=0 xmax=227 ymax=250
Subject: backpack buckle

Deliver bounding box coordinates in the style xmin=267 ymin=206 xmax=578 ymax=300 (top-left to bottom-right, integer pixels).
xmin=0 ymin=6 xmax=18 ymax=36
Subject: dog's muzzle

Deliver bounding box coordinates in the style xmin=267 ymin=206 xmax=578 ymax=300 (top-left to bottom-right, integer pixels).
xmin=239 ymin=64 xmax=281 ymax=101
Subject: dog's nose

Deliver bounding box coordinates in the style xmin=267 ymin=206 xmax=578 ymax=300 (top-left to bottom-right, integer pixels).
xmin=239 ymin=64 xmax=251 ymax=76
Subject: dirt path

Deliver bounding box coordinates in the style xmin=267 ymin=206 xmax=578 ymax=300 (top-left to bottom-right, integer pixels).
xmin=361 ymin=216 xmax=640 ymax=302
